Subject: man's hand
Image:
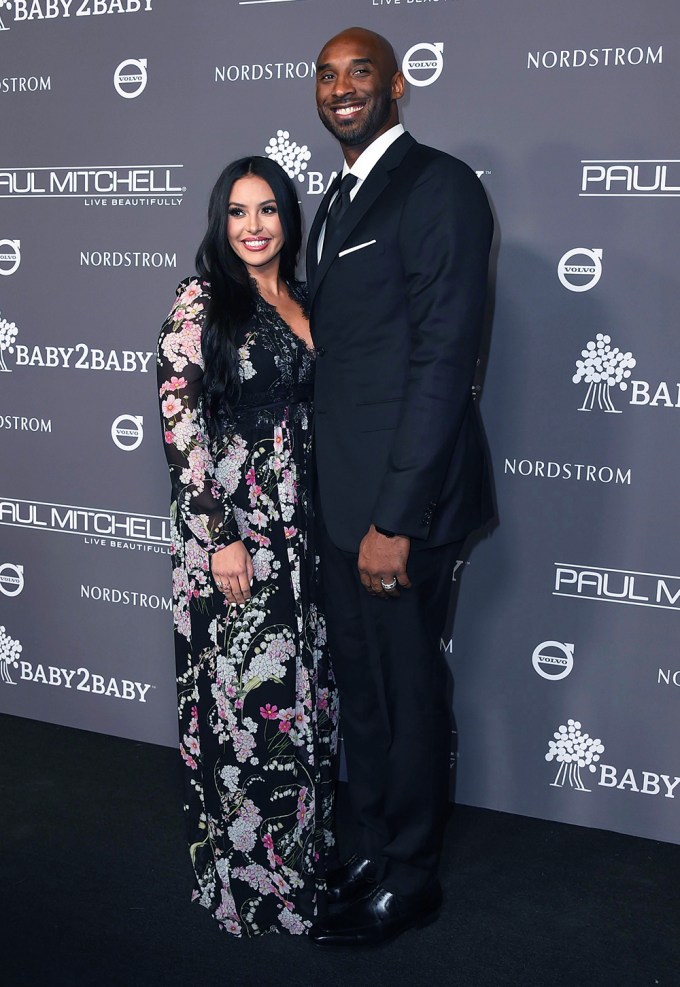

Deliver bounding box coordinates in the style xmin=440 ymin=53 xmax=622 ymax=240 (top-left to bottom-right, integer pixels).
xmin=358 ymin=525 xmax=411 ymax=598
xmin=211 ymin=540 xmax=254 ymax=606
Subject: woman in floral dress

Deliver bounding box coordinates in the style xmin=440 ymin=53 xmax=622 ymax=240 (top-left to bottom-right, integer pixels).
xmin=157 ymin=157 xmax=338 ymax=937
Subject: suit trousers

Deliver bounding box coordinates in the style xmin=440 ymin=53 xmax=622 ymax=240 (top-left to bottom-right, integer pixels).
xmin=321 ymin=523 xmax=462 ymax=895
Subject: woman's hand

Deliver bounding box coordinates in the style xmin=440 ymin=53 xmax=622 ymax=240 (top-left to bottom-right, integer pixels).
xmin=211 ymin=541 xmax=254 ymax=605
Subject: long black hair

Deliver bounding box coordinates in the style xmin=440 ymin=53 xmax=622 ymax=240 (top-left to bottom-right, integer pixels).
xmin=196 ymin=156 xmax=302 ymax=441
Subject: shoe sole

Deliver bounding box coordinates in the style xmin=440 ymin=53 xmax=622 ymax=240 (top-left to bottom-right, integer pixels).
xmin=310 ymin=909 xmax=441 ymax=949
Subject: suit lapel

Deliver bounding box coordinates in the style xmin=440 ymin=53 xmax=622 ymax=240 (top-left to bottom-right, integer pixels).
xmin=308 ymin=133 xmax=416 ymax=303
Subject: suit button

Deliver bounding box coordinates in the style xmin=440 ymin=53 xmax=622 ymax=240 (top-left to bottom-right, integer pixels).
xmin=316 ymin=346 xmax=326 ymax=357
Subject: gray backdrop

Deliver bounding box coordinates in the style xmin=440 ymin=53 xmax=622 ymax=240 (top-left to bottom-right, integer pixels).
xmin=1 ymin=0 xmax=678 ymax=845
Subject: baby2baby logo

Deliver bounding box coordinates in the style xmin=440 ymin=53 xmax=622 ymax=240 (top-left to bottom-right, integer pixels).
xmin=546 ymin=718 xmax=679 ymax=800
xmin=0 ymin=0 xmax=152 ymax=32
xmin=0 ymin=311 xmax=153 ymax=374
xmin=0 ymin=624 xmax=152 ymax=701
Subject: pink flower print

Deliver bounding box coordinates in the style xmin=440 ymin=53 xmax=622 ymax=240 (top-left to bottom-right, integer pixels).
xmin=260 ymin=703 xmax=279 ymax=720
xmin=179 ymin=282 xmax=202 ymax=304
xmin=271 ymin=874 xmax=289 ymax=893
xmin=180 ymin=744 xmax=198 ymax=771
xmin=184 ymin=732 xmax=200 ymax=756
xmin=173 ymin=307 xmax=186 ymax=323
xmin=245 ymin=530 xmax=271 ymax=548
xmin=294 ymin=709 xmax=310 ymax=730
xmin=162 ymin=395 xmax=183 ymax=418
xmin=245 ymin=467 xmax=256 ymax=486
xmin=273 ymin=427 xmax=284 ymax=453
xmin=284 ymin=526 xmax=297 ymax=539
xmin=168 ymin=375 xmax=187 ymax=391
xmin=262 ymin=833 xmax=274 ymax=850
xmin=235 ymin=698 xmax=244 ymax=710
xmin=317 ymin=688 xmax=329 ymax=711
xmin=296 ymin=787 xmax=309 ymax=824
xmin=225 ymin=685 xmax=237 ymax=698
xmin=279 ymin=720 xmax=291 ymax=733
xmin=164 ymin=430 xmax=174 ymax=445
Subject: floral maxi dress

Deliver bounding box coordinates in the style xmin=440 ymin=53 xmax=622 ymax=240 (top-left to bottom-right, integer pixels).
xmin=157 ymin=277 xmax=338 ymax=937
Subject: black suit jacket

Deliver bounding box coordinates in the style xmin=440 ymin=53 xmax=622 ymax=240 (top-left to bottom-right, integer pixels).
xmin=306 ymin=132 xmax=494 ymax=553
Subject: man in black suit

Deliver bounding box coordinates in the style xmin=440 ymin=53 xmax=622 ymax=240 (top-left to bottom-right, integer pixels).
xmin=307 ymin=27 xmax=494 ymax=947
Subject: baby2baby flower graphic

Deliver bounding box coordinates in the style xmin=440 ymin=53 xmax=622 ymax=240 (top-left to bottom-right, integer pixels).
xmin=545 ymin=718 xmax=605 ymax=791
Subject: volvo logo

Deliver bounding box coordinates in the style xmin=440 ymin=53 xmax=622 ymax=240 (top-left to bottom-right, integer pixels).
xmin=0 ymin=239 xmax=21 ymax=276
xmin=402 ymin=42 xmax=444 ymax=88
xmin=113 ymin=58 xmax=148 ymax=99
xmin=111 ymin=414 xmax=144 ymax=450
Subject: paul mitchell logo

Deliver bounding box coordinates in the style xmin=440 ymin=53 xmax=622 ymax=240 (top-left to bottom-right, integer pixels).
xmin=545 ymin=718 xmax=680 ymax=799
xmin=0 ymin=562 xmax=24 ymax=597
xmin=0 ymin=624 xmax=21 ymax=684
xmin=581 ymin=159 xmax=680 ymax=197
xmin=528 ymin=45 xmax=662 ymax=70
xmin=0 ymin=165 xmax=184 ymax=206
xmin=402 ymin=42 xmax=444 ymax=87
xmin=554 ymin=563 xmax=680 ymax=612
xmin=533 ymin=641 xmax=574 ymax=681
xmin=558 ymin=248 xmax=602 ymax=292
xmin=111 ymin=414 xmax=143 ymax=451
xmin=0 ymin=238 xmax=20 ymax=275
xmin=0 ymin=496 xmax=170 ymax=552
xmin=265 ymin=130 xmax=312 ymax=184
xmin=573 ymin=333 xmax=636 ymax=413
xmin=0 ymin=312 xmax=18 ymax=371
xmin=2 ymin=1 xmax=152 ymax=28
xmin=546 ymin=719 xmax=604 ymax=790
xmin=114 ymin=57 xmax=147 ymax=98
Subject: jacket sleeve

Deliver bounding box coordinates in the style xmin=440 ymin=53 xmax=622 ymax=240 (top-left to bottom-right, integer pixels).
xmin=372 ymin=158 xmax=493 ymax=539
xmin=156 ymin=278 xmax=240 ymax=550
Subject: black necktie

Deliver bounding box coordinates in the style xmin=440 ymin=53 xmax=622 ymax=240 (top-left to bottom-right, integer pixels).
xmin=323 ymin=173 xmax=358 ymax=252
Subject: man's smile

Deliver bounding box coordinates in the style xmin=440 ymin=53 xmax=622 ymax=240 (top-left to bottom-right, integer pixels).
xmin=330 ymin=101 xmax=367 ymax=120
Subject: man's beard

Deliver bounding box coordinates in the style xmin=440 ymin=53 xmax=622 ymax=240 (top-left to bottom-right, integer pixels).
xmin=318 ymin=87 xmax=393 ymax=147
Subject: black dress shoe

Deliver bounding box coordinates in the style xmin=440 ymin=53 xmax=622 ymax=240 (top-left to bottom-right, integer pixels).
xmin=310 ymin=880 xmax=442 ymax=947
xmin=326 ymin=854 xmax=377 ymax=906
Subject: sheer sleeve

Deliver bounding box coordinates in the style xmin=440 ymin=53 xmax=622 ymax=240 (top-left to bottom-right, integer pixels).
xmin=157 ymin=277 xmax=240 ymax=550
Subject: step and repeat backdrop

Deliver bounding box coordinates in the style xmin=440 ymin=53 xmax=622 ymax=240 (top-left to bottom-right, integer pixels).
xmin=1 ymin=0 xmax=678 ymax=845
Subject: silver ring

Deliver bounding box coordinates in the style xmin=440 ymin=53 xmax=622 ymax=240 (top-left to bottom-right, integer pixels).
xmin=380 ymin=577 xmax=398 ymax=591
xmin=215 ymin=579 xmax=223 ymax=589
